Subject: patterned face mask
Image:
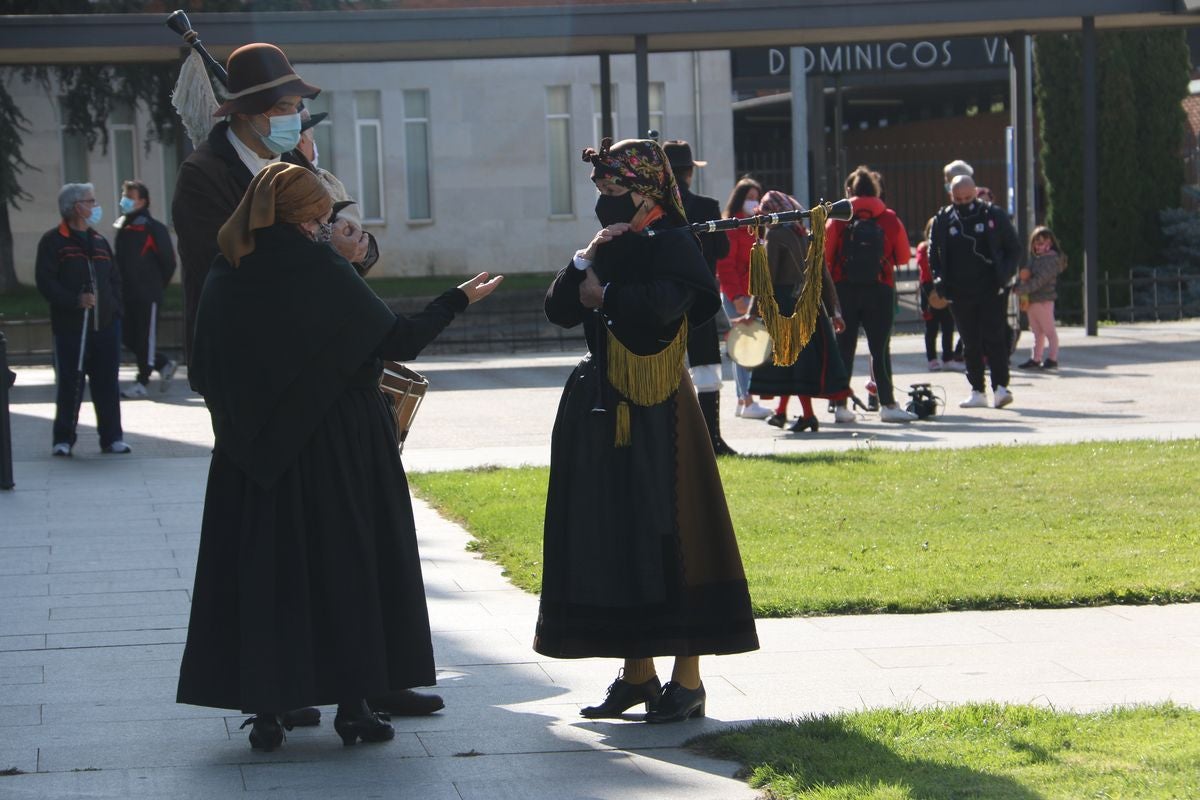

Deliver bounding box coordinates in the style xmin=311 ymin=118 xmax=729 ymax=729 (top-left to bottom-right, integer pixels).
xmin=313 ymin=220 xmax=333 ymax=243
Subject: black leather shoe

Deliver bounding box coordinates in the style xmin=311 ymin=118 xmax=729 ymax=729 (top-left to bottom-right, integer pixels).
xmin=765 ymin=413 xmax=786 ymax=428
xmin=367 ymin=688 xmax=444 ymax=716
xmin=645 ymin=681 xmax=706 ymax=723
xmin=788 ymin=415 xmax=819 ymax=433
xmin=334 ymin=699 xmax=395 ymax=746
xmin=280 ymin=707 xmax=321 ymax=728
xmin=240 ymin=714 xmax=288 ymax=751
xmin=712 ymin=437 xmax=738 ymax=456
xmin=581 ymin=673 xmax=662 ymax=718
xmin=1017 ymin=359 xmax=1042 ymax=370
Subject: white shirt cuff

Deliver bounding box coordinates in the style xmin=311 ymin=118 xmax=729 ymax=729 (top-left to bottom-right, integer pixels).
xmin=572 ymin=251 xmax=592 ymax=271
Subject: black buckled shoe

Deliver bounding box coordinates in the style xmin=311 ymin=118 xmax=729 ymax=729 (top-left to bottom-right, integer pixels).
xmin=367 ymin=688 xmax=444 ymax=717
xmin=644 ymin=681 xmax=706 ymax=724
xmin=712 ymin=437 xmax=739 ymax=456
xmin=334 ymin=700 xmax=395 ymax=746
xmin=240 ymin=714 xmax=288 ymax=752
xmin=580 ymin=673 xmax=662 ymax=718
xmin=788 ymin=415 xmax=819 ymax=433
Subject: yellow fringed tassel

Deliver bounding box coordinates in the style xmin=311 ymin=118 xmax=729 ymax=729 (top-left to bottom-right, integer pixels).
xmin=614 ymin=400 xmax=631 ymax=447
xmin=605 ymin=318 xmax=688 ymax=407
xmin=746 ymin=203 xmax=831 ymax=367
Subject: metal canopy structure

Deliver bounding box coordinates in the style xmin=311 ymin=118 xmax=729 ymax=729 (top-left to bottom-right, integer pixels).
xmin=0 ymin=0 xmax=1196 ymax=66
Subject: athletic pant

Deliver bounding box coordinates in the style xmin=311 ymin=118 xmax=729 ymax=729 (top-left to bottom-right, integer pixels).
xmin=950 ymin=292 xmax=1010 ymax=392
xmin=53 ymin=321 xmax=124 ymax=448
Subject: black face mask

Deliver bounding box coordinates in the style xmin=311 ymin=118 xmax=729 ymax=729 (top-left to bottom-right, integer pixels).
xmin=953 ymin=201 xmax=976 ymax=216
xmin=595 ymin=192 xmax=640 ymax=226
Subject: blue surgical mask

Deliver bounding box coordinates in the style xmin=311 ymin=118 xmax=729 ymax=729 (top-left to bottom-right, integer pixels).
xmin=259 ymin=112 xmax=302 ymax=155
xmin=87 ymin=205 xmax=103 ymax=226
xmin=118 ymin=196 xmax=136 ymax=215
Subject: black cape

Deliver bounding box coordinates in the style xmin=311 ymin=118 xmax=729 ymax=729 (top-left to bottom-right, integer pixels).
xmin=178 ymin=226 xmax=460 ymax=712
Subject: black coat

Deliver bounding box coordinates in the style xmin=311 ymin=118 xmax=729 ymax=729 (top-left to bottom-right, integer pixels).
xmin=35 ymin=223 xmax=122 ymax=334
xmin=115 ymin=212 xmax=176 ymax=306
xmin=929 ymin=201 xmax=1021 ymax=301
xmin=178 ymin=225 xmax=467 ymax=712
xmin=679 ymin=186 xmax=729 ymax=367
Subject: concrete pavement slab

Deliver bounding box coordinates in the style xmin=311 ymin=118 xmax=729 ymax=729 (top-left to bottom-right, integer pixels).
xmin=1 ymin=321 xmax=1199 ymax=797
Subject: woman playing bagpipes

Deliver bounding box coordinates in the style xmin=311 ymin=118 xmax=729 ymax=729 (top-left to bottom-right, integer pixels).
xmin=534 ymin=139 xmax=759 ymax=723
xmin=177 ymin=163 xmax=501 ymax=751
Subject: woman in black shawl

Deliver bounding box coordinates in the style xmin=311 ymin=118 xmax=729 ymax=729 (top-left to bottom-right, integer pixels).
xmin=177 ymin=163 xmax=501 ymax=751
xmin=535 ymin=139 xmax=758 ymax=724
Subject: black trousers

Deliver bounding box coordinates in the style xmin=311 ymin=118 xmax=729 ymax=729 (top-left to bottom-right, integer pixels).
xmin=835 ymin=281 xmax=897 ymax=406
xmin=924 ymin=308 xmax=957 ymax=362
xmin=53 ymin=320 xmax=124 ymax=448
xmin=949 ymin=292 xmax=1010 ymax=392
xmin=122 ymin=299 xmax=169 ymax=385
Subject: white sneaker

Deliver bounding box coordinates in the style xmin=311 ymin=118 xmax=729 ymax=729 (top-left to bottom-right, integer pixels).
xmin=959 ymin=391 xmax=988 ymax=408
xmin=737 ymin=401 xmax=773 ymax=420
xmin=121 ymin=382 xmax=149 ymax=399
xmin=103 ymin=441 xmax=132 ymax=454
xmin=833 ymin=406 xmax=856 ymax=423
xmin=993 ymin=386 xmax=1014 ymax=408
xmin=159 ymin=359 xmax=178 ymax=393
xmin=880 ymin=405 xmax=918 ymax=423
xmin=928 ymin=358 xmax=943 ymax=372
xmin=52 ymin=442 xmax=72 ymax=457
xmin=943 ymin=359 xmax=966 ymax=372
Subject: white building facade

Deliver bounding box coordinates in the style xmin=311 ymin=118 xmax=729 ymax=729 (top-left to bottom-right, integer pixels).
xmin=7 ymin=50 xmax=734 ymax=285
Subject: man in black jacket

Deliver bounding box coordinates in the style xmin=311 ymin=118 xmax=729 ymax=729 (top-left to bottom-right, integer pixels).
xmin=929 ymin=174 xmax=1021 ymax=409
xmin=116 ymin=180 xmax=178 ymax=398
xmin=664 ymin=140 xmax=735 ymax=455
xmin=35 ymin=183 xmax=129 ymax=456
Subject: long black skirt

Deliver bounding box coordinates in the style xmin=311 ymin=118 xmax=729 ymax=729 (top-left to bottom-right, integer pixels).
xmin=177 ymin=381 xmax=435 ymax=713
xmin=534 ymin=357 xmax=759 ymax=659
xmin=750 ymin=312 xmax=850 ymax=399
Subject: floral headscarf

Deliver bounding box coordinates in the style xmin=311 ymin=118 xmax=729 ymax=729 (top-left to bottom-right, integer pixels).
xmin=755 ymin=190 xmax=808 ymax=238
xmin=582 ymin=138 xmax=688 ymax=228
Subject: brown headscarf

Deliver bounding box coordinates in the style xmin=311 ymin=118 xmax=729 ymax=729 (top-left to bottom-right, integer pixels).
xmin=218 ymin=162 xmax=332 ymax=266
xmin=581 ymin=138 xmax=688 ymax=228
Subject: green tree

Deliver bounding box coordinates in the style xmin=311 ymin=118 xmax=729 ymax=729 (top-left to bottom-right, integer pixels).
xmin=0 ymin=80 xmax=34 ymax=294
xmin=1035 ymin=29 xmax=1190 ymax=312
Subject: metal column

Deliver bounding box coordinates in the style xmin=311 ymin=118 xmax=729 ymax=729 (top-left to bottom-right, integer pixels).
xmin=635 ymin=35 xmax=649 ymax=137
xmin=789 ymin=47 xmax=810 ymax=205
xmin=1008 ymin=32 xmax=1036 ymax=250
xmin=1082 ymin=17 xmax=1100 ymax=336
xmin=599 ymin=53 xmax=613 ymax=141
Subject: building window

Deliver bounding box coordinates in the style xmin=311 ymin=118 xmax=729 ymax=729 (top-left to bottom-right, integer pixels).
xmin=305 ymin=92 xmax=333 ymax=172
xmin=402 ymin=89 xmax=432 ymax=222
xmin=546 ymin=85 xmax=572 ymax=217
xmin=58 ymin=97 xmax=89 ymax=184
xmin=109 ymin=101 xmax=138 ymax=193
xmin=648 ymin=82 xmax=665 ymax=138
xmin=591 ymin=84 xmax=618 ymax=147
xmin=354 ymin=90 xmax=384 ymax=223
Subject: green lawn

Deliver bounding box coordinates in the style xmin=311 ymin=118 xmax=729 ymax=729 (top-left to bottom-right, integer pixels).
xmin=409 ymin=439 xmax=1200 ymax=616
xmin=0 ymin=271 xmax=555 ymax=318
xmin=686 ymin=703 xmax=1200 ymax=800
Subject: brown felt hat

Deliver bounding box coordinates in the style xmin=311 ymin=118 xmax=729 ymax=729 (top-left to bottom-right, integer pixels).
xmin=663 ymin=139 xmax=707 ymax=170
xmin=213 ymin=43 xmax=320 ymax=117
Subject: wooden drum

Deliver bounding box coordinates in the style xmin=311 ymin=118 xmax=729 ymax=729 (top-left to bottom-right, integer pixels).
xmin=379 ymin=361 xmax=429 ymax=452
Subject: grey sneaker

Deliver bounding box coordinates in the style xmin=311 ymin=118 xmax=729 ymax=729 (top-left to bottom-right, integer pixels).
xmin=121 ymin=382 xmax=149 ymax=399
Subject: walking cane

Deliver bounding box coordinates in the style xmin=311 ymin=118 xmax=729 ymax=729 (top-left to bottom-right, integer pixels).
xmin=70 ymin=285 xmax=93 ymax=445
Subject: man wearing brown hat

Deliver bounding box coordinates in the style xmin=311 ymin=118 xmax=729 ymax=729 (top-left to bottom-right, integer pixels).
xmin=663 ymin=140 xmax=735 ymax=455
xmin=173 ymin=43 xmax=318 ymax=368
xmin=172 ymin=43 xmax=444 ymax=724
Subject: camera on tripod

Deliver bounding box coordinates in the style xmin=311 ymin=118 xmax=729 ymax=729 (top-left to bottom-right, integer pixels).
xmin=906 ymin=383 xmax=939 ymax=420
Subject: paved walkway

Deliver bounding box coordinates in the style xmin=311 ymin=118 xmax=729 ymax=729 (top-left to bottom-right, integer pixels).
xmin=1 ymin=322 xmax=1199 ymax=798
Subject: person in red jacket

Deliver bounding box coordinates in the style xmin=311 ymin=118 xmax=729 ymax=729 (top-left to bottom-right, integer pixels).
xmin=715 ymin=176 xmax=771 ymax=419
xmin=824 ymin=166 xmax=916 ymax=423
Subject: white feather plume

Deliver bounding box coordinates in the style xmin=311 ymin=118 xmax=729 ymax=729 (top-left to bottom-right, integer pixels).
xmin=171 ymin=49 xmax=220 ymax=149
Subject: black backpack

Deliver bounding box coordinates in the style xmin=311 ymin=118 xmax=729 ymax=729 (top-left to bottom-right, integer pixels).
xmin=842 ymin=215 xmax=886 ymax=284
